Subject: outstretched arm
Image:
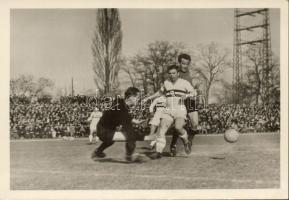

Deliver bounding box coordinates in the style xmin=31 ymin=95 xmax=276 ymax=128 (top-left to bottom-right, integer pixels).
xmin=143 ymin=90 xmax=163 ymax=104
xmin=87 ymin=113 xmax=92 ymax=122
xmin=149 ymin=97 xmax=159 ymax=113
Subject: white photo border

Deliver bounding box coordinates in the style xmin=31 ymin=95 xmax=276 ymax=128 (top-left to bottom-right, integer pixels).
xmin=0 ymin=0 xmax=287 ymax=199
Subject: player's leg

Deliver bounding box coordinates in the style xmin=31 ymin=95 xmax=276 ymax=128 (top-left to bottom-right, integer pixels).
xmin=170 ymin=129 xmax=178 ymax=157
xmin=186 ymin=97 xmax=199 ymax=149
xmin=149 ymin=126 xmax=159 ymax=149
xmin=187 ymin=111 xmax=198 ymax=142
xmin=94 ymin=120 xmax=100 ymax=143
xmin=169 ymin=99 xmax=191 ymax=156
xmin=91 ymin=125 xmax=114 ymax=159
xmin=150 ymin=116 xmax=173 ymax=159
xmin=149 ymin=111 xmax=161 ymax=135
xmin=147 ymin=111 xmax=161 ymax=148
xmin=149 ymin=124 xmax=158 ymax=135
xmin=125 ymin=140 xmax=136 ymax=161
xmin=122 ymin=126 xmax=141 ymax=162
xmin=175 ymin=114 xmax=191 ymax=155
xmin=146 ymin=112 xmax=160 ymax=140
xmin=150 ymin=140 xmax=157 ymax=149
xmin=89 ymin=133 xmax=93 ymax=143
xmin=93 ymin=140 xmax=114 ymax=158
xmin=89 ymin=123 xmax=94 ymax=143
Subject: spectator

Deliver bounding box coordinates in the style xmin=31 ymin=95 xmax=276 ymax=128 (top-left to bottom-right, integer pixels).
xmin=69 ymin=123 xmax=75 ymax=137
xmin=9 ymin=95 xmax=280 ymax=139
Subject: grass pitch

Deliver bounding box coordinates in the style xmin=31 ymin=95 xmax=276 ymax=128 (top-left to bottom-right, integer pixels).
xmin=10 ymin=133 xmax=280 ymax=190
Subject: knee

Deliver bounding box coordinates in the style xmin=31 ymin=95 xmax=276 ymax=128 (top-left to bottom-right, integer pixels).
xmin=175 ymin=123 xmax=185 ymax=131
xmin=190 ymin=118 xmax=198 ymax=126
xmin=159 ymin=123 xmax=170 ymax=134
xmin=160 ymin=121 xmax=170 ymax=129
xmin=189 ymin=114 xmax=198 ymax=124
xmin=107 ymin=140 xmax=114 ymax=145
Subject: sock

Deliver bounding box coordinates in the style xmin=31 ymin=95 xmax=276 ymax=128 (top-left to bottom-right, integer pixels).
xmin=156 ymin=137 xmax=166 ymax=153
xmin=150 ymin=140 xmax=156 ymax=147
xmin=125 ymin=141 xmax=136 ymax=156
xmin=170 ymin=133 xmax=178 ymax=148
xmin=89 ymin=134 xmax=93 ymax=142
xmin=188 ymin=129 xmax=197 ymax=142
xmin=179 ymin=131 xmax=189 ymax=143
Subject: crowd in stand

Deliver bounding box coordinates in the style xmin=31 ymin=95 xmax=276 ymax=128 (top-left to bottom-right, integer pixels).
xmin=9 ymin=95 xmax=280 ymax=139
xmin=198 ymin=104 xmax=280 ymax=134
xmin=10 ymin=95 xmax=96 ymax=139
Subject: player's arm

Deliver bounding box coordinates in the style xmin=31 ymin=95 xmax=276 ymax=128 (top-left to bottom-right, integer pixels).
xmin=117 ymin=104 xmax=145 ymax=125
xmin=87 ymin=113 xmax=92 ymax=122
xmin=186 ymin=81 xmax=197 ymax=97
xmin=132 ymin=118 xmax=146 ymax=124
xmin=149 ymin=98 xmax=158 ymax=113
xmin=142 ymin=90 xmax=162 ymax=104
xmin=142 ymin=83 xmax=165 ymax=103
xmin=119 ymin=111 xmax=144 ymax=127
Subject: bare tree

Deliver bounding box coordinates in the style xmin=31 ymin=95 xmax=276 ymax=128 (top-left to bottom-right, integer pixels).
xmin=35 ymin=77 xmax=54 ymax=96
xmin=244 ymin=45 xmax=264 ymax=104
xmin=243 ymin=45 xmax=279 ymax=105
xmin=132 ymin=41 xmax=186 ymax=93
xmin=92 ymin=9 xmax=122 ymax=95
xmin=120 ymin=57 xmax=139 ymax=88
xmin=192 ymin=42 xmax=229 ymax=104
xmin=10 ymin=74 xmax=54 ymax=97
xmin=269 ymin=57 xmax=280 ymax=104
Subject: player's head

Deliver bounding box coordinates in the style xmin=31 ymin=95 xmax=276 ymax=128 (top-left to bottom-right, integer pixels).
xmin=167 ymin=64 xmax=179 ymax=82
xmin=124 ymin=87 xmax=140 ymax=107
xmin=178 ymin=53 xmax=191 ymax=72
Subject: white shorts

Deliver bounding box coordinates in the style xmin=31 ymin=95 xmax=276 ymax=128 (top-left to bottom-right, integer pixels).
xmin=161 ymin=107 xmax=187 ymax=122
xmin=90 ymin=119 xmax=100 ymax=132
xmin=149 ymin=111 xmax=163 ymax=126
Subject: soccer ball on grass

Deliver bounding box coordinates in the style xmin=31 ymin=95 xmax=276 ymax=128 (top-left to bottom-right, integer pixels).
xmin=224 ymin=128 xmax=239 ymax=143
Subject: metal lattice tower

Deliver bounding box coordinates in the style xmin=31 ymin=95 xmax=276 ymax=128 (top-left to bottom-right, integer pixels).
xmin=233 ymin=8 xmax=272 ymax=104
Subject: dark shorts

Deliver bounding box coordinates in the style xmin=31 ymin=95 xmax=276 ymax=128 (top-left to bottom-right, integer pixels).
xmin=184 ymin=97 xmax=198 ymax=113
xmin=96 ymin=125 xmax=114 ymax=142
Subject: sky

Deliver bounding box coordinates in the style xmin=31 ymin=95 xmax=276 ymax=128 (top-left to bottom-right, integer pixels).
xmin=10 ymin=9 xmax=280 ymax=94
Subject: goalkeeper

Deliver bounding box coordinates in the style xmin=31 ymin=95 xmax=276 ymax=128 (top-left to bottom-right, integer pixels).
xmin=91 ymin=87 xmax=145 ymax=162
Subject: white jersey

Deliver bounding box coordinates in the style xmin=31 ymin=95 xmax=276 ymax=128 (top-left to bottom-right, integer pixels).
xmin=160 ymin=78 xmax=195 ymax=109
xmin=88 ymin=111 xmax=103 ymax=123
xmin=88 ymin=111 xmax=103 ymax=132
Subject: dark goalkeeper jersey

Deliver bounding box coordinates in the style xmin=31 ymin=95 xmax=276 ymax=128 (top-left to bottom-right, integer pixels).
xmin=179 ymin=69 xmax=193 ymax=85
xmin=98 ymin=98 xmax=133 ymax=131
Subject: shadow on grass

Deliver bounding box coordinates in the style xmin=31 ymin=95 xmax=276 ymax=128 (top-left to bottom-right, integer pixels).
xmin=137 ymin=146 xmax=152 ymax=150
xmin=93 ymin=156 xmax=147 ymax=164
xmin=141 ymin=151 xmax=189 ymax=159
xmin=95 ymin=158 xmax=134 ymax=164
xmin=92 ymin=150 xmax=189 ymax=164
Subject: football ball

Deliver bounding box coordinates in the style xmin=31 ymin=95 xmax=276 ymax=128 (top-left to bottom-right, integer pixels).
xmin=224 ymin=128 xmax=239 ymax=143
